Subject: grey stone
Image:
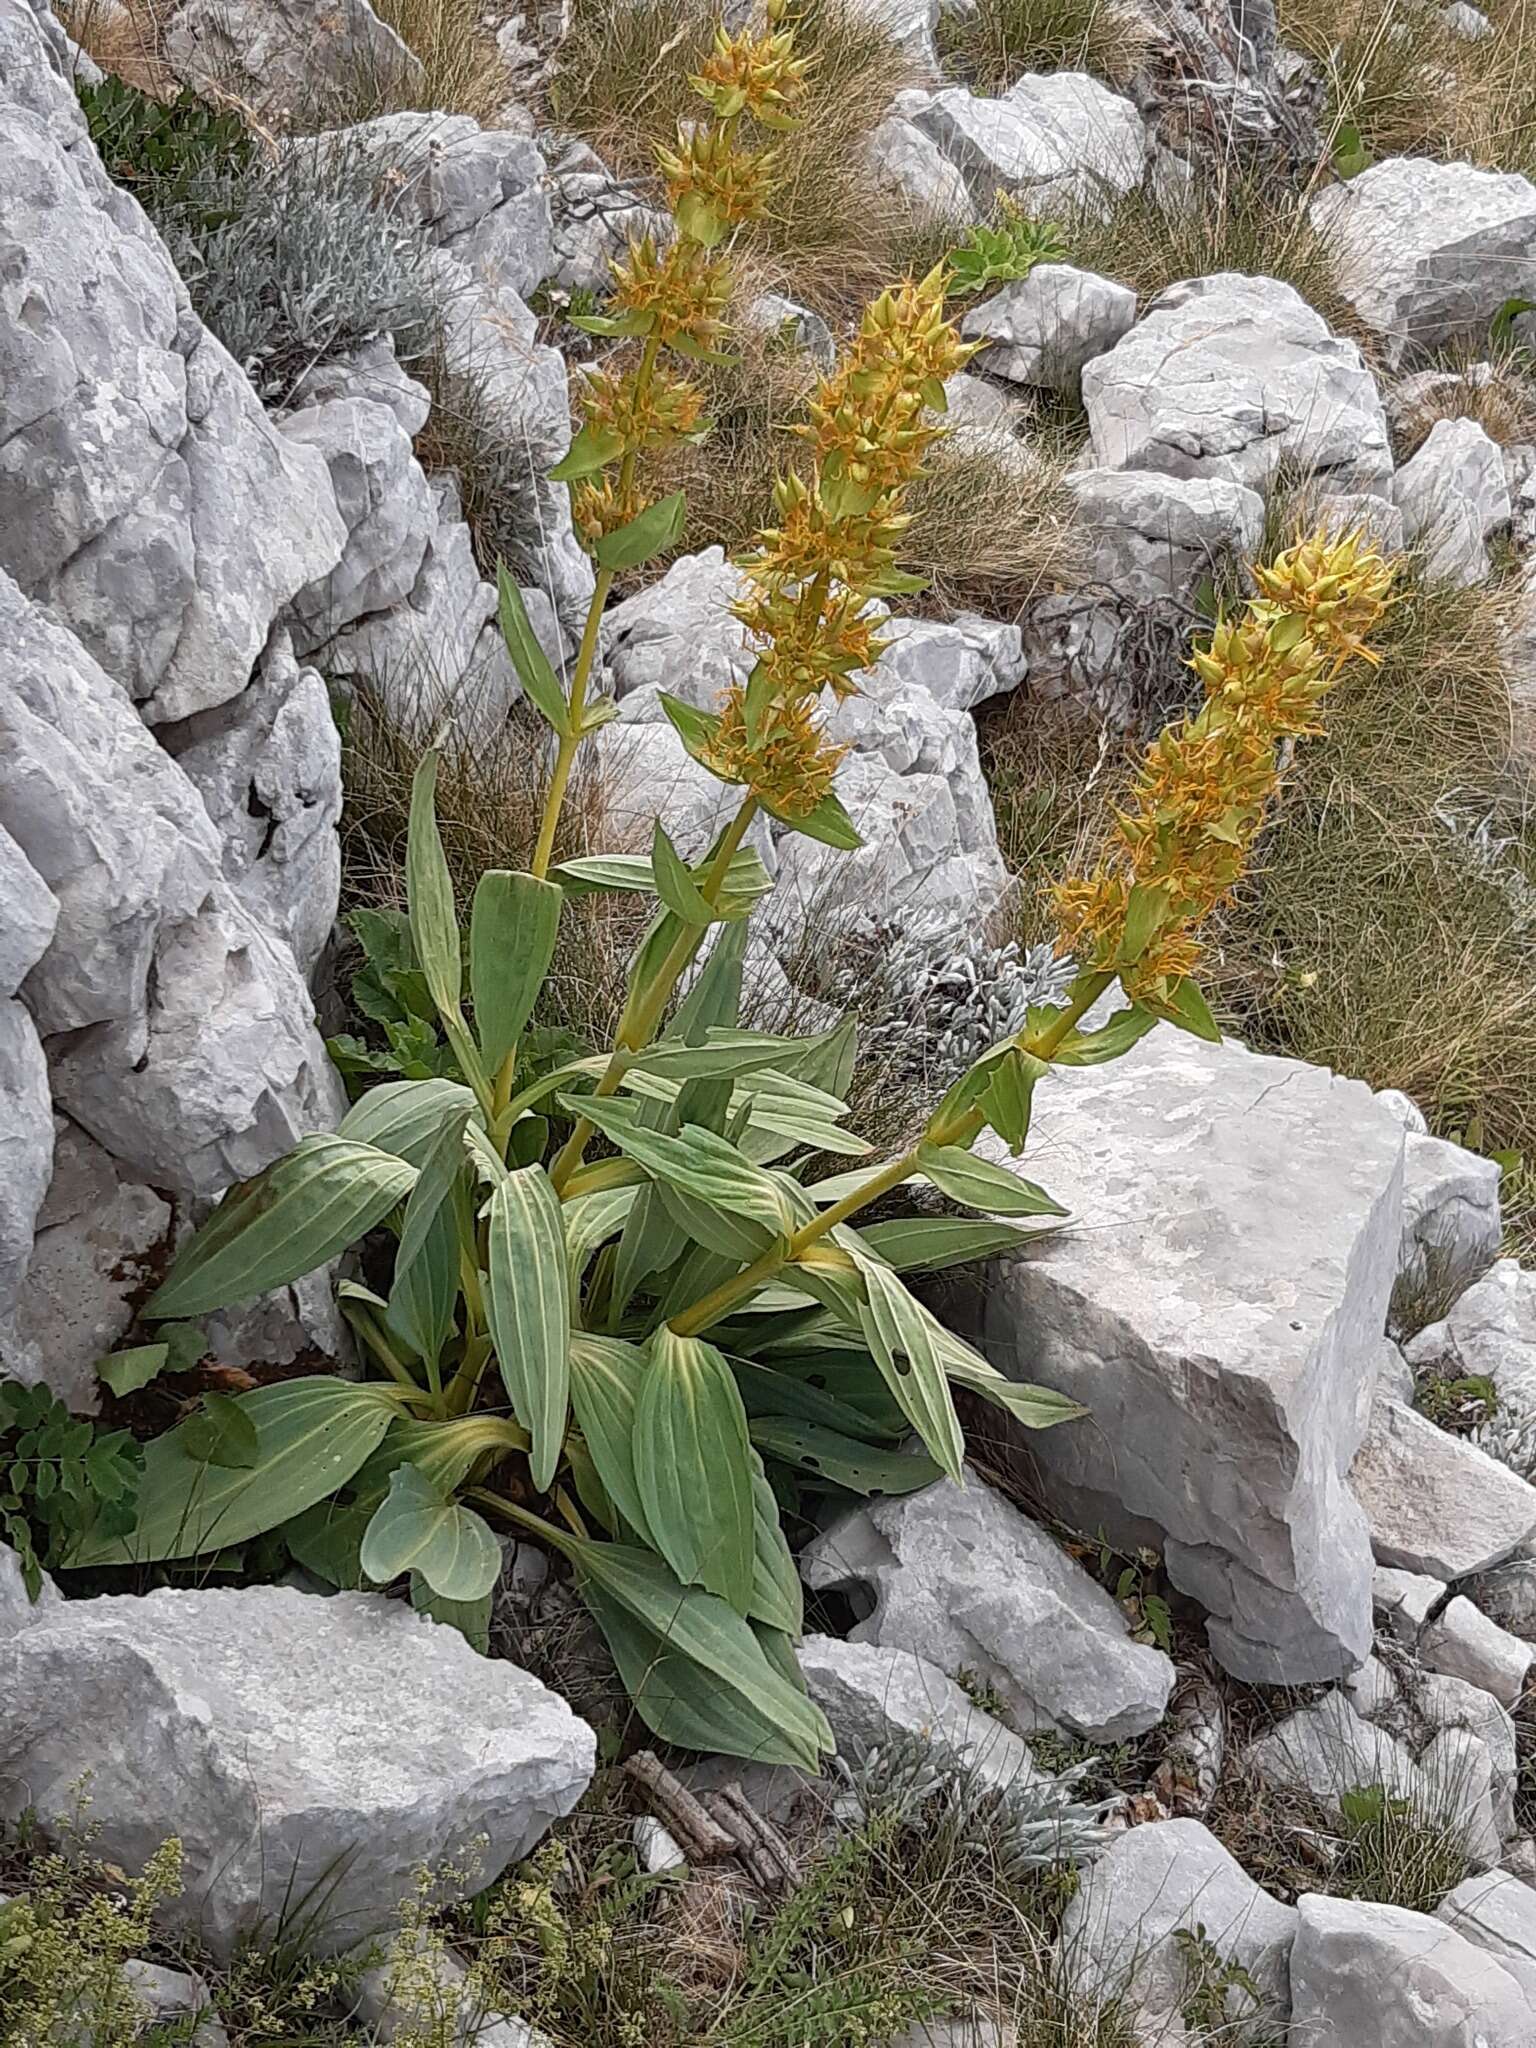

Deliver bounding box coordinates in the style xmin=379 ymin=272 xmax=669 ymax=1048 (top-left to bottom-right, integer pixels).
xmin=1343 ymin=1649 xmax=1402 ymax=1719
xmin=1065 ymin=467 xmax=1266 ymax=604
xmin=1313 ymin=155 xmax=1536 ymax=370
xmin=882 ymin=2022 xmax=1003 ymax=2048
xmin=604 ymin=547 xmax=749 ymax=707
xmin=1421 ymin=1596 xmax=1535 ymax=1709
xmin=797 ymin=1634 xmax=1043 ymax=1794
xmin=1372 ymin=1565 xmax=1446 ymax=1643
xmin=0 ymin=574 xmax=344 ymax=1199
xmin=1289 ymin=1892 xmax=1535 ymax=2042
xmin=164 ymin=0 xmax=422 ymax=121
xmin=289 ymin=336 xmax=432 ymax=438
xmin=546 ymin=140 xmax=669 ymax=297
xmin=843 ymin=0 xmax=940 ymax=73
xmin=161 ymin=631 xmax=343 ymax=977
xmin=961 ymin=266 xmax=1136 ymax=392
xmin=0 ymin=1001 xmax=52 ymax=1356
xmin=1412 ymin=1672 xmax=1520 ymax=1843
xmin=1404 ymin=1259 xmax=1536 ymax=1415
xmin=1438 ymin=1868 xmax=1536 ymax=1990
xmin=349 ymin=1933 xmax=548 ymax=2047
xmin=899 ymin=74 xmax=1146 ymax=215
xmin=863 ymin=115 xmax=972 ymax=220
xmin=1244 ymin=1690 xmax=1423 ymax=1810
xmin=0 ymin=1585 xmax=594 ymax=1957
xmin=0 ymin=1541 xmax=56 ymax=1634
xmin=1462 ymin=1559 xmax=1536 ymax=1640
xmin=741 ymin=291 xmax=837 ymax=372
xmin=0 ymin=824 xmax=58 ymax=999
xmin=13 ymin=1119 xmax=171 ymax=1414
xmin=1351 ymin=1394 xmax=1536 ymax=1579
xmin=1391 ymin=1129 xmax=1502 ymax=1336
xmin=1059 ymin=1819 xmax=1297 ymax=2032
xmin=1303 ymin=487 xmax=1408 ymax=556
xmin=1444 ymin=0 xmax=1495 ymax=32
xmin=1082 ymin=273 xmax=1392 ymax=494
xmin=800 ymin=1475 xmax=1174 ymax=1742
xmin=866 ymin=612 xmax=1026 ymax=714
xmin=1377 ymin=1337 xmax=1416 ymax=1404
xmin=283 ymin=397 xmax=438 ymax=645
xmin=1016 ymin=593 xmax=1123 ymax=716
xmin=119 ymin=1960 xmax=228 ymax=2048
xmin=1394 ymin=417 xmax=1512 ymax=587
xmin=938 ymin=371 xmax=1033 ymax=474
xmin=632 ymin=1817 xmax=685 ymax=1874
xmin=0 ymin=48 xmax=346 ymax=724
xmin=947 ymin=1023 xmax=1403 ymax=1683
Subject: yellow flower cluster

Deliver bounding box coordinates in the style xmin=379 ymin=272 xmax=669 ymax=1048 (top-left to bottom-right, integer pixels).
xmin=701 ymin=269 xmax=975 ymax=819
xmin=1054 ymin=528 xmax=1396 ymax=996
xmin=568 ymin=8 xmax=809 ymax=549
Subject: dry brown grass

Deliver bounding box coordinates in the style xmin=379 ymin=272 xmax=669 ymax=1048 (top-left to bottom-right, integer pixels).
xmin=368 ymin=0 xmax=509 ymax=123
xmin=935 ymin=0 xmax=1155 ymax=94
xmin=549 ymin=0 xmax=921 ymax=314
xmin=1390 ymin=349 xmax=1536 ymax=460
xmin=1278 ymin=0 xmax=1536 ymax=181
xmin=56 ymin=0 xmax=176 ymax=94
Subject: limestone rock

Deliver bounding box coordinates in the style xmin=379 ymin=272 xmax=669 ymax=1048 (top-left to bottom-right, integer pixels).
xmin=1081 ymin=273 xmax=1392 ymax=494
xmin=1312 ymin=155 xmax=1536 ymax=369
xmin=960 ymin=266 xmax=1136 ymax=393
xmin=349 ymin=1933 xmax=548 ymax=2047
xmin=741 ymin=291 xmax=837 ymax=372
xmin=797 ymin=1635 xmax=1042 ymax=1794
xmin=164 ymin=0 xmax=422 ymax=121
xmin=1065 ymin=468 xmax=1266 ymax=604
xmin=899 ymin=74 xmax=1146 ymax=215
xmin=604 ymin=547 xmax=748 ymax=707
xmin=546 ymin=140 xmax=668 ymax=296
xmin=863 ymin=115 xmax=972 ymax=219
xmin=843 ymin=0 xmax=940 ymax=73
xmin=1462 ymin=1559 xmax=1536 ymax=1640
xmin=1303 ymin=486 xmax=1408 ymax=556
xmin=1394 ymin=417 xmax=1511 ymax=587
xmin=0 ymin=1585 xmax=594 ymax=1957
xmin=161 ymin=631 xmax=343 ymax=978
xmin=290 ymin=336 xmax=432 ymax=438
xmin=1391 ymin=1129 xmax=1502 ymax=1337
xmin=1436 ymin=1869 xmax=1536 ymax=1988
xmin=119 ymin=1961 xmax=228 ymax=2048
xmin=0 ymin=573 xmax=344 ymax=1199
xmin=1350 ymin=1394 xmax=1536 ymax=1579
xmin=1289 ymin=1892 xmax=1535 ymax=2041
xmin=1404 ymin=1259 xmax=1536 ymax=1414
xmin=1059 ymin=1819 xmax=1297 ymax=2032
xmin=0 ymin=1002 xmax=52 ymax=1356
xmin=1245 ymin=1690 xmax=1422 ymax=1808
xmin=1421 ymin=1595 xmax=1535 ymax=1708
xmin=800 ymin=1475 xmax=1175 ymax=1742
xmin=0 ymin=51 xmax=347 ymax=723
xmin=0 ymin=823 xmax=58 ymax=1001
xmin=945 ymin=1022 xmax=1402 ymax=1682
xmin=1412 ymin=1672 xmax=1521 ymax=1842
xmin=1372 ymin=1564 xmax=1445 ymax=1644
xmin=871 ymin=613 xmax=1027 ymax=714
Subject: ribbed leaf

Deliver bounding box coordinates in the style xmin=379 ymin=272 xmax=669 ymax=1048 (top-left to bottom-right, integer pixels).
xmin=485 ymin=1166 xmax=571 ymax=1492
xmin=496 ymin=565 xmax=570 ymax=735
xmin=148 ymin=1136 xmax=416 ymax=1317
xmin=567 ymin=1333 xmax=652 ymax=1542
xmin=747 ymin=1451 xmax=802 ymax=1634
xmin=551 ymin=846 xmax=773 ymax=919
xmin=562 ymin=1185 xmax=638 ymax=1292
xmin=66 ymin=1379 xmax=401 ymax=1565
xmin=634 ymin=1327 xmax=756 ymax=1613
xmin=470 ymin=870 xmax=563 ymax=1072
xmin=762 ymin=787 xmax=862 ymax=849
xmin=727 ymin=1354 xmax=904 ymax=1439
xmin=360 ymin=1465 xmax=501 ymax=1601
xmin=568 ymin=1098 xmax=798 ymax=1235
xmin=573 ymin=1540 xmax=831 ymax=1767
xmin=394 ymin=1104 xmax=471 ymax=1283
xmin=750 ymin=1418 xmax=941 ymax=1497
xmin=387 ymin=1190 xmax=460 ymax=1370
xmin=915 ymin=1143 xmax=1068 ymax=1219
xmin=594 ymin=491 xmax=687 ymax=570
xmin=848 ymin=1249 xmax=965 ymax=1482
xmin=406 ymin=753 xmax=462 ymax=1017
xmin=340 ymin=1078 xmax=480 ymax=1166
xmin=411 ymin=1575 xmax=493 ymax=1653
xmin=929 ymin=1324 xmax=1088 ymax=1432
xmin=855 ymin=1216 xmax=1037 ymax=1271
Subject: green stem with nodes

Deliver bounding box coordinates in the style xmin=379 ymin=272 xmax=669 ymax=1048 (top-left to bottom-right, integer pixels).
xmin=549 ymin=792 xmax=761 ymax=1193
xmin=667 ymin=968 xmax=1115 ymax=1337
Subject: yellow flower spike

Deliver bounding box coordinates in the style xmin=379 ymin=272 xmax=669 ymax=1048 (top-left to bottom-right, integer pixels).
xmin=610 ymin=235 xmax=731 ymax=353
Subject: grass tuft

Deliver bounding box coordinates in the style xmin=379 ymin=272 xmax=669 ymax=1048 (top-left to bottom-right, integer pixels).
xmin=366 ymin=0 xmax=510 ymax=124
xmin=936 ymin=0 xmax=1156 ymax=94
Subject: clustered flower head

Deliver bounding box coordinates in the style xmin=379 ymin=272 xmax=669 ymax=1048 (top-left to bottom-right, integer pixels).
xmin=566 ymin=5 xmax=810 ymax=550
xmin=703 ymin=268 xmax=977 ymax=819
xmin=1053 ymin=527 xmax=1397 ymax=998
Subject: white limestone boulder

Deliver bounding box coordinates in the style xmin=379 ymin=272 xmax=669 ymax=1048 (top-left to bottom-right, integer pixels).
xmin=1436 ymin=1869 xmax=1536 ymax=1993
xmin=1350 ymin=1394 xmax=1536 ymax=1578
xmin=1312 ymin=156 xmax=1536 ymax=370
xmin=1404 ymin=1259 xmax=1536 ymax=1414
xmin=863 ymin=115 xmax=972 ymax=219
xmin=1289 ymin=1893 xmax=1535 ymax=2041
xmin=1390 ymin=1128 xmax=1502 ymax=1336
xmin=1394 ymin=416 xmax=1511 ymax=587
xmin=164 ymin=0 xmax=421 ymax=120
xmin=1420 ymin=1595 xmax=1535 ymax=1709
xmin=960 ymin=266 xmax=1136 ymax=393
xmin=0 ymin=1585 xmax=594 ymax=1958
xmin=897 ymin=73 xmax=1146 ymax=215
xmin=1082 ymin=273 xmax=1392 ymax=494
xmin=1065 ymin=467 xmax=1266 ymax=603
xmin=800 ymin=1474 xmax=1175 ymax=1742
xmin=943 ymin=1022 xmax=1403 ymax=1682
xmin=1372 ymin=1564 xmax=1445 ymax=1644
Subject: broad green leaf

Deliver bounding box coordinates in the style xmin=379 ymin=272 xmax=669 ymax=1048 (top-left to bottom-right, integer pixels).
xmin=552 ymin=846 xmax=772 ymax=920
xmin=66 ymin=1378 xmax=401 ymax=1565
xmin=567 ymin=1333 xmax=652 ymax=1544
xmin=182 ymin=1392 xmax=259 ymax=1470
xmin=485 ymin=1166 xmax=571 ymax=1493
xmin=567 ymin=1098 xmax=798 ymax=1236
xmin=573 ymin=1540 xmax=831 ymax=1766
xmin=352 ymin=1414 xmax=522 ymax=1500
xmin=747 ymin=1451 xmax=801 ymax=1634
xmin=658 ymin=693 xmax=723 ymax=768
xmin=650 ymin=819 xmax=713 ymax=926
xmin=848 ymin=1249 xmax=965 ymax=1482
xmin=727 ymin=1354 xmax=906 ymax=1440
xmin=593 ymin=491 xmax=686 ymax=571
xmin=1051 ymin=1003 xmax=1159 ymax=1066
xmin=750 ymin=1418 xmax=941 ymax=1497
xmin=656 ymin=1180 xmax=777 ymax=1262
xmin=283 ymin=1497 xmax=374 ymax=1589
xmin=148 ymin=1135 xmax=416 ymax=1317
xmin=979 ymin=1045 xmax=1049 ymax=1154
xmin=634 ymin=1327 xmax=756 ymax=1613
xmin=762 ymin=787 xmax=862 ymax=849
xmin=339 ymin=1078 xmax=479 ymax=1166
xmin=406 ymin=753 xmax=462 ymax=1019
xmin=567 ymin=307 xmax=655 ymax=338
xmin=674 ymin=189 xmax=728 ymax=248
xmin=360 ymin=1465 xmax=501 ymax=1602
xmin=97 ymin=1344 xmax=170 ymax=1398
xmin=388 ymin=1188 xmax=460 ymax=1371
xmin=915 ymin=1143 xmax=1068 ymax=1219
xmin=496 ymin=565 xmax=570 ymax=735
xmin=929 ymin=1324 xmax=1088 ymax=1432
xmin=410 ymin=1575 xmax=492 ymax=1653
xmin=1117 ymin=883 xmax=1173 ymax=967
xmin=1149 ymin=977 xmax=1222 ymax=1043
xmin=394 ymin=1104 xmax=471 ymax=1285
xmin=562 ymin=1185 xmax=638 ymax=1292
xmin=855 ymin=1216 xmax=1036 ymax=1272
xmin=470 ymin=870 xmax=563 ymax=1072
xmin=548 ymin=420 xmax=625 ymax=481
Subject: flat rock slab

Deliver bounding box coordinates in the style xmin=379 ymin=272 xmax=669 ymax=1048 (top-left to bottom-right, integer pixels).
xmin=944 ymin=1022 xmax=1403 ymax=1683
xmin=0 ymin=1585 xmax=594 ymax=1957
xmin=1349 ymin=1394 xmax=1536 ymax=1579
xmin=801 ymin=1473 xmax=1173 ymax=1741
xmin=1289 ymin=1892 xmax=1535 ymax=2042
